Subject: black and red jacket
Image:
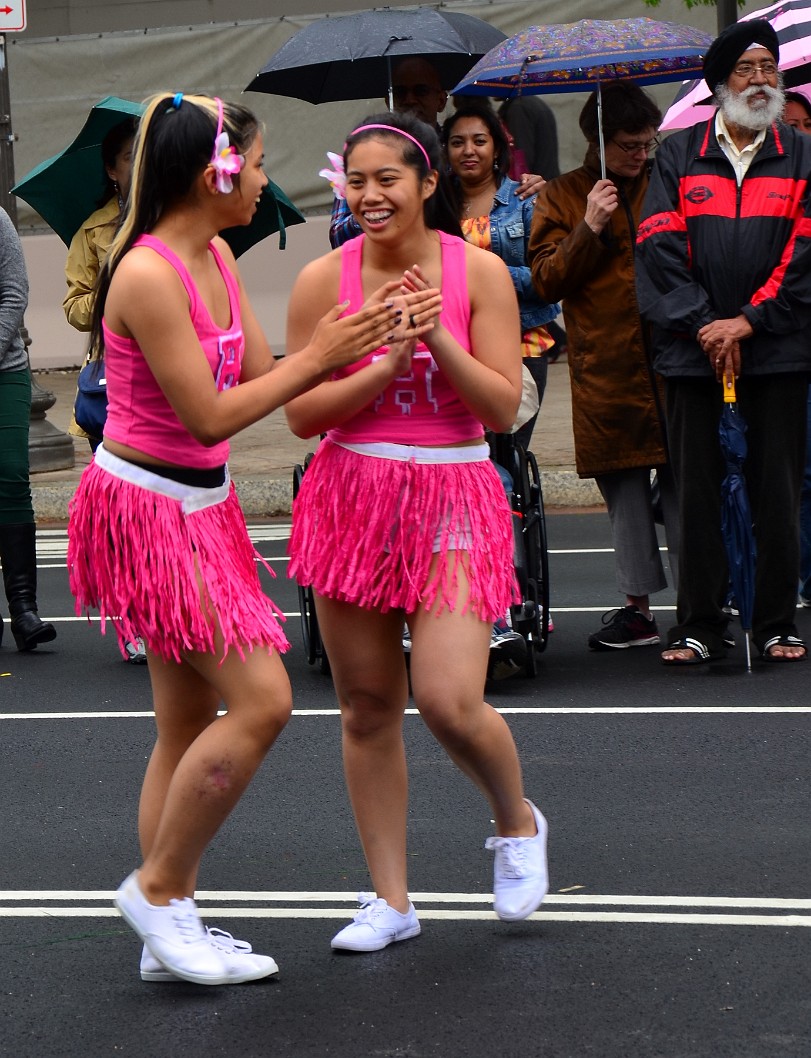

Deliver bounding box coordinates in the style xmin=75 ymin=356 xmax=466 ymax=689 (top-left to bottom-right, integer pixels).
xmin=635 ymin=116 xmax=811 ymax=377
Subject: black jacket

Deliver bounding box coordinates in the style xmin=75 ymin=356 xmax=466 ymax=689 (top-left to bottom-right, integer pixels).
xmin=635 ymin=116 xmax=811 ymax=377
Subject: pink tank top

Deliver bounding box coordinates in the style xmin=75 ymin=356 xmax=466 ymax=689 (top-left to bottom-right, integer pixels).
xmin=328 ymin=231 xmax=484 ymax=446
xmin=103 ymin=235 xmax=244 ymax=468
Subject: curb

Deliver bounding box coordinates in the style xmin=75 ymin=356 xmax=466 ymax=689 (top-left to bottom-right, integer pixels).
xmin=31 ymin=469 xmax=604 ymax=524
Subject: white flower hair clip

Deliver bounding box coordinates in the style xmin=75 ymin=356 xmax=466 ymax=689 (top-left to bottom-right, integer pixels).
xmin=210 ymin=97 xmax=244 ymax=194
xmin=318 ymin=151 xmax=347 ymax=200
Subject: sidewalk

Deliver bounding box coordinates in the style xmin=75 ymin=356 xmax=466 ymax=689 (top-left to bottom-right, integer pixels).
xmin=29 ymin=360 xmax=602 ymax=523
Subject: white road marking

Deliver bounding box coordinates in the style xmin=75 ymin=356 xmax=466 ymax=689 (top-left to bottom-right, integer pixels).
xmin=0 ymin=890 xmax=808 ymax=926
xmin=1 ymin=891 xmax=809 ymax=908
xmin=1 ymin=707 xmax=809 ymax=720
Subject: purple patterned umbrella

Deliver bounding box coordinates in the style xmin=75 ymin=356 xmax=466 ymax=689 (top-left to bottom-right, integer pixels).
xmin=453 ymin=18 xmax=713 ymax=176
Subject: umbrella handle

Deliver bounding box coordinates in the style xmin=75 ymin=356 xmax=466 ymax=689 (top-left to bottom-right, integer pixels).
xmin=723 ymin=373 xmax=737 ymax=403
xmin=596 ymin=80 xmax=606 ymax=181
xmin=386 ymin=54 xmax=393 ymax=112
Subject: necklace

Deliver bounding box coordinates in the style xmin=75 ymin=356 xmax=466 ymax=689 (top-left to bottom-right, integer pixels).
xmin=462 ymin=186 xmax=495 ymax=218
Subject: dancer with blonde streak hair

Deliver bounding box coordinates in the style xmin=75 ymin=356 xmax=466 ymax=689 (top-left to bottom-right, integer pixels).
xmin=68 ymin=91 xmax=401 ymax=985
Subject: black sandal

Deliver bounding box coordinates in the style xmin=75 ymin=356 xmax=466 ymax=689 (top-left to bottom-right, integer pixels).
xmin=661 ymin=637 xmax=718 ymax=666
xmin=761 ymin=635 xmax=807 ymax=662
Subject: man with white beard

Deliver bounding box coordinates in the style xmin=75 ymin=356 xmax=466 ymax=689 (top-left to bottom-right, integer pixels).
xmin=635 ymin=19 xmax=811 ymax=666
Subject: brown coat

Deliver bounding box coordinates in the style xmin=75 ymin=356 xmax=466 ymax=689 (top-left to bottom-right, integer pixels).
xmin=528 ymin=151 xmax=667 ymax=478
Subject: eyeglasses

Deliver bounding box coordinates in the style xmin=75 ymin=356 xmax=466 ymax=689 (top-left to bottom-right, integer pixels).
xmin=732 ymin=61 xmax=778 ymax=78
xmin=392 ymin=83 xmax=439 ymax=101
xmin=611 ymin=136 xmax=661 ymax=155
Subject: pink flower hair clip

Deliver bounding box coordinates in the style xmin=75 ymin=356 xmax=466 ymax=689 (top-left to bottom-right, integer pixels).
xmin=318 ymin=151 xmax=347 ymax=200
xmin=210 ymin=97 xmax=244 ymax=194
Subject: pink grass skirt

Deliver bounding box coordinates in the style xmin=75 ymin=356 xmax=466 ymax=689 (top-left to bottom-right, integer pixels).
xmin=67 ymin=445 xmax=289 ymax=663
xmin=288 ymin=438 xmax=517 ymax=621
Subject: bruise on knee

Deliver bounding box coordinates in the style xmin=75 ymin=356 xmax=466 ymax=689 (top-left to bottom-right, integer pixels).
xmin=197 ymin=759 xmax=236 ymax=798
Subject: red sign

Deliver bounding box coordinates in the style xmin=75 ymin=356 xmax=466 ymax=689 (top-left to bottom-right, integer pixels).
xmin=0 ymin=1 xmax=25 ymax=32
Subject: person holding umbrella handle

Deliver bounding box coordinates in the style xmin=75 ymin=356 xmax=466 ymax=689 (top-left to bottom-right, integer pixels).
xmin=63 ymin=117 xmax=150 ymax=666
xmin=529 ymin=82 xmax=679 ymax=654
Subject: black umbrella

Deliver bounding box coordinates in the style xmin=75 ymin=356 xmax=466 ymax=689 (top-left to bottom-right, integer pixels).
xmin=245 ymin=9 xmax=506 ymax=107
xmin=719 ymin=376 xmax=756 ymax=672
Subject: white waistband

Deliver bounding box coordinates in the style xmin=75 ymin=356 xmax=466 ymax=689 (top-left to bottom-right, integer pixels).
xmin=333 ymin=440 xmax=490 ymax=464
xmin=94 ymin=444 xmax=231 ymax=514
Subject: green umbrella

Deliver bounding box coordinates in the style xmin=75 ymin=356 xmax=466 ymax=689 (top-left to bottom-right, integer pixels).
xmin=221 ymin=179 xmax=305 ymax=253
xmin=12 ymin=95 xmax=305 ymax=254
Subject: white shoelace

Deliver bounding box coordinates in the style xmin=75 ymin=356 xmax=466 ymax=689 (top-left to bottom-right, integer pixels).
xmin=168 ymin=898 xmax=208 ymax=943
xmin=485 ymin=836 xmax=529 ymax=878
xmin=354 ymin=892 xmax=388 ymax=922
xmin=206 ymin=927 xmax=253 ymax=955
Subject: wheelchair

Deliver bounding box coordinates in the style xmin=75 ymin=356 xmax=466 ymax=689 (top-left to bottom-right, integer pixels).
xmin=488 ymin=431 xmax=551 ymax=677
xmin=292 ymin=456 xmax=331 ymax=676
xmin=291 ymin=434 xmax=550 ymax=678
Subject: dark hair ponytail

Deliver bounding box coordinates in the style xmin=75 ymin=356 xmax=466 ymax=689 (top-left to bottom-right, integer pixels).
xmin=88 ymin=92 xmax=260 ymax=360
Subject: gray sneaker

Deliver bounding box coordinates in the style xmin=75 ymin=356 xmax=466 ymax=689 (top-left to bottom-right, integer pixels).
xmin=588 ymin=606 xmax=659 ymax=650
xmin=488 ymin=624 xmax=528 ymax=680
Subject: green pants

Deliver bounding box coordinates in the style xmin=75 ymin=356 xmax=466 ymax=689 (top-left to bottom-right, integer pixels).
xmin=0 ymin=369 xmax=33 ymax=524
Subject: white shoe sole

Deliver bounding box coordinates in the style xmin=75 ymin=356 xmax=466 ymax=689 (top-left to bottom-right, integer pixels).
xmin=589 ymin=635 xmax=660 ymax=650
xmin=331 ymin=922 xmax=421 ymax=952
xmin=141 ymin=959 xmax=279 ymax=984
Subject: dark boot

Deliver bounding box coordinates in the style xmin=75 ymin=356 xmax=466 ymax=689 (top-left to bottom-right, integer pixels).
xmin=0 ymin=523 xmax=56 ymax=651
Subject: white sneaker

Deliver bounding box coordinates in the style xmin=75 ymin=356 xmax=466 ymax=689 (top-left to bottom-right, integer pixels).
xmin=485 ymin=799 xmax=548 ymax=922
xmin=140 ymin=927 xmax=279 ymax=983
xmin=331 ymin=892 xmax=421 ymax=952
xmin=115 ymin=872 xmax=229 ymax=985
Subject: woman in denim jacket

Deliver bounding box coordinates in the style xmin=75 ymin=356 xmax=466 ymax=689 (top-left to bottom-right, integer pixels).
xmin=443 ymin=101 xmax=561 ymax=674
xmin=442 ymin=101 xmax=559 ymax=451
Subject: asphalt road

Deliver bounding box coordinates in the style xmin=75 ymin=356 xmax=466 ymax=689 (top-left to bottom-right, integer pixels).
xmin=1 ymin=512 xmax=809 ymax=1058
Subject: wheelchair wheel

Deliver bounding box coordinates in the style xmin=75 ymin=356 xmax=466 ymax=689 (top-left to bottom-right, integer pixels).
xmin=521 ymin=449 xmax=551 ymax=668
xmin=292 ymin=461 xmax=331 ymax=675
xmin=490 ymin=434 xmax=550 ymax=678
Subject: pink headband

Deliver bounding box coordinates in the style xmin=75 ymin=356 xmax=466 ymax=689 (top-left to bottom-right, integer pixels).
xmin=348 ymin=123 xmax=433 ymax=170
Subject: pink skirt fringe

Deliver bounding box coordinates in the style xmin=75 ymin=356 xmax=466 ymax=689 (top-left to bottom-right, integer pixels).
xmin=288 ymin=440 xmax=517 ymax=621
xmin=67 ymin=460 xmax=289 ymax=663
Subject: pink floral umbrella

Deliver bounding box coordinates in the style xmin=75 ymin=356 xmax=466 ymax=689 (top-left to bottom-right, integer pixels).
xmin=661 ymin=0 xmax=811 ymax=130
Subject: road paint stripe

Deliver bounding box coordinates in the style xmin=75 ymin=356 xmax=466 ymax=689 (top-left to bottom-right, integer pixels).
xmin=1 ymin=706 xmax=809 ymax=720
xmin=1 ymin=891 xmax=809 ymax=909
xmin=0 ymin=906 xmax=808 ymax=926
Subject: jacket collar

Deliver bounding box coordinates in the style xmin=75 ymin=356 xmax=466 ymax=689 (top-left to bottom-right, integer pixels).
xmin=582 ymin=145 xmax=650 ymax=191
xmin=493 ymin=175 xmax=516 ymax=207
xmin=698 ymin=112 xmax=785 ymax=159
